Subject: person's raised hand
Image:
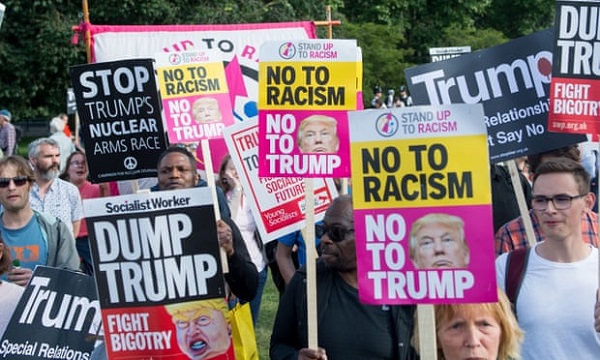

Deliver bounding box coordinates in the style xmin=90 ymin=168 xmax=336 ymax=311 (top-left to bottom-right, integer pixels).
xmin=8 ymin=266 xmax=33 ymax=286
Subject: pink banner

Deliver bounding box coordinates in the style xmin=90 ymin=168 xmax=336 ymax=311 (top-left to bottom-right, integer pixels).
xmin=355 ymin=205 xmax=496 ymax=305
xmin=258 ymin=109 xmax=351 ymax=178
xmin=85 ymin=21 xmax=316 ymax=171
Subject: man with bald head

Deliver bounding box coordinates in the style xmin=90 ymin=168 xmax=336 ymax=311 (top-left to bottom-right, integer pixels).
xmin=270 ymin=195 xmax=417 ymax=359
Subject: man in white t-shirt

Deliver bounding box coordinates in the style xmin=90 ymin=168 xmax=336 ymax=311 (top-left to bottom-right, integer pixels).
xmin=496 ymin=157 xmax=600 ymax=359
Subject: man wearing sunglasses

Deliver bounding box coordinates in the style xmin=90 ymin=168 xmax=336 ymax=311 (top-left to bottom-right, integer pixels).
xmin=270 ymin=195 xmax=417 ymax=360
xmin=496 ymin=158 xmax=600 ymax=358
xmin=0 ymin=156 xmax=80 ymax=286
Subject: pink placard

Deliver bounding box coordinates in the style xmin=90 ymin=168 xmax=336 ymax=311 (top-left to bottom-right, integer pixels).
xmin=355 ymin=205 xmax=497 ymax=305
xmin=258 ymin=109 xmax=351 ymax=178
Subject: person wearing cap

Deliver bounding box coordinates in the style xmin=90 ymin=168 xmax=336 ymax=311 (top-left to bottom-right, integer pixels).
xmin=398 ymin=85 xmax=413 ymax=107
xmin=0 ymin=110 xmax=16 ymax=157
xmin=370 ymin=86 xmax=385 ymax=108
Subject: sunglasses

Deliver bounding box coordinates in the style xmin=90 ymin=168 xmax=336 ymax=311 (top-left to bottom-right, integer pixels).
xmin=0 ymin=176 xmax=30 ymax=188
xmin=315 ymin=223 xmax=354 ymax=243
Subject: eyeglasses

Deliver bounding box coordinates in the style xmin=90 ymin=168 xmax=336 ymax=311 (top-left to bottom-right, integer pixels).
xmin=69 ymin=160 xmax=85 ymax=167
xmin=315 ymin=223 xmax=354 ymax=243
xmin=531 ymin=194 xmax=586 ymax=211
xmin=176 ymin=143 xmax=198 ymax=150
xmin=0 ymin=176 xmax=30 ymax=188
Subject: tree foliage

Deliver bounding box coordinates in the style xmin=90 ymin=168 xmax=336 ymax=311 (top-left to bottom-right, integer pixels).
xmin=0 ymin=0 xmax=555 ymax=120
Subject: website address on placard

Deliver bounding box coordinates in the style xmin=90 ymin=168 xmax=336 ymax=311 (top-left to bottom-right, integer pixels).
xmin=551 ymin=121 xmax=587 ymax=132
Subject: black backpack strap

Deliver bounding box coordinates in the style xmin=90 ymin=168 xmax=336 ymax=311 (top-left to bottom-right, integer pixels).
xmin=505 ymin=247 xmax=531 ymax=317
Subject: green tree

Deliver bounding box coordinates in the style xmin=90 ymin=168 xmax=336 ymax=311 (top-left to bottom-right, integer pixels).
xmin=0 ymin=0 xmax=557 ymax=119
xmin=479 ymin=0 xmax=554 ymax=39
xmin=0 ymin=1 xmax=83 ymax=119
xmin=337 ymin=22 xmax=412 ymax=106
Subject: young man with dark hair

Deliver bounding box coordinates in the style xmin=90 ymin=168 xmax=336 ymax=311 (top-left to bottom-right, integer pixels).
xmin=494 ymin=145 xmax=597 ymax=254
xmin=496 ymin=157 xmax=600 ymax=358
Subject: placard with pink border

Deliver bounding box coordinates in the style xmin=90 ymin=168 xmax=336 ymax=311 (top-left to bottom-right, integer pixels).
xmin=349 ymin=103 xmax=497 ymax=304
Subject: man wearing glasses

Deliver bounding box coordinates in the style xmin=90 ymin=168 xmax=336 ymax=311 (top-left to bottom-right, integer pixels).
xmin=0 ymin=156 xmax=80 ymax=286
xmin=494 ymin=145 xmax=598 ymax=255
xmin=270 ymin=195 xmax=417 ymax=360
xmin=496 ymin=158 xmax=600 ymax=358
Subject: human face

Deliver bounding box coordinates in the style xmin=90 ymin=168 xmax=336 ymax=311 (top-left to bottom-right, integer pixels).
xmin=299 ymin=120 xmax=338 ymax=153
xmin=437 ymin=308 xmax=501 ymax=360
xmin=0 ymin=164 xmax=31 ymax=212
xmin=31 ymin=144 xmax=60 ymax=180
xmin=158 ymin=153 xmax=199 ymax=190
xmin=414 ymin=222 xmax=469 ymax=269
xmin=193 ymin=99 xmax=221 ymax=123
xmin=174 ymin=307 xmax=230 ymax=359
xmin=532 ymin=172 xmax=592 ymax=242
xmin=67 ymin=153 xmax=88 ymax=185
xmin=320 ymin=200 xmax=355 ymax=272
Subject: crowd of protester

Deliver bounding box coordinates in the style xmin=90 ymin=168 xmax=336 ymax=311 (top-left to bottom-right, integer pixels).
xmin=371 ymin=84 xmax=413 ymax=109
xmin=0 ymin=106 xmax=599 ymax=359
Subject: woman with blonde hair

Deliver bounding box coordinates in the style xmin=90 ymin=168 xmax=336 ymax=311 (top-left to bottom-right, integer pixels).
xmin=413 ymin=288 xmax=523 ymax=360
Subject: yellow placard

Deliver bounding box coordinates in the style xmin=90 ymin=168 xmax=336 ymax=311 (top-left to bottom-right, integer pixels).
xmin=351 ymin=135 xmax=490 ymax=209
xmin=259 ymin=62 xmax=357 ymax=110
xmin=158 ymin=62 xmax=228 ymax=98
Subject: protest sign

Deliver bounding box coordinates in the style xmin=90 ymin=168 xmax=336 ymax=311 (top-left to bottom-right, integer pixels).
xmin=548 ymin=0 xmax=600 ymax=134
xmin=84 ymin=22 xmax=316 ymax=173
xmin=349 ymin=104 xmax=497 ymax=304
xmin=70 ymin=59 xmax=168 ymax=182
xmin=405 ymin=28 xmax=586 ymax=163
xmin=155 ymin=50 xmax=235 ymax=143
xmin=0 ymin=266 xmax=100 ymax=359
xmin=0 ymin=3 xmax=5 ymax=30
xmin=429 ymin=46 xmax=471 ymax=62
xmin=222 ymin=118 xmax=338 ymax=242
xmin=258 ymin=39 xmax=358 ymax=177
xmin=84 ymin=187 xmax=233 ymax=359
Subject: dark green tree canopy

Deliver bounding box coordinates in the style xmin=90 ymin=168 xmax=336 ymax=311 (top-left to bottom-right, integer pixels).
xmin=0 ymin=0 xmax=553 ymax=119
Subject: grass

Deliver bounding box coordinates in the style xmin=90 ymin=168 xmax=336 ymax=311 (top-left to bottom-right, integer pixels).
xmin=255 ymin=273 xmax=279 ymax=359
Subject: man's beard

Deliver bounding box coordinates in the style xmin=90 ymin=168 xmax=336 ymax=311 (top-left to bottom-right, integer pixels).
xmin=42 ymin=167 xmax=60 ymax=180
